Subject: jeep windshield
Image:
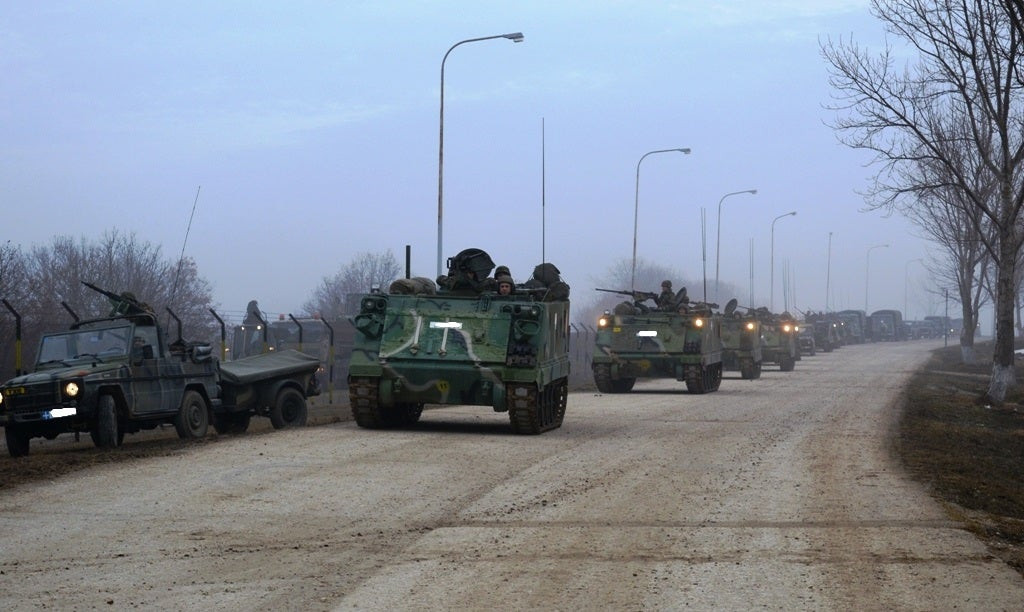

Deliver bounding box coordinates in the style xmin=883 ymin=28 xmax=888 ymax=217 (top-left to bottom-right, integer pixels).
xmin=36 ymin=325 xmax=132 ymax=366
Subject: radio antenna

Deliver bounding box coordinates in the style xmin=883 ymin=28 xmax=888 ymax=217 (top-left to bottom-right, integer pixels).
xmin=169 ymin=186 xmax=201 ymax=310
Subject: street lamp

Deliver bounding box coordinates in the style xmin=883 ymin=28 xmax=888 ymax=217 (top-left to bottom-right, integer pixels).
xmin=630 ymin=147 xmax=691 ymax=291
xmin=904 ymin=258 xmax=924 ymax=318
xmin=436 ymin=32 xmax=525 ymax=277
xmin=769 ymin=211 xmax=797 ymax=312
xmin=714 ymin=189 xmax=758 ymax=299
xmin=865 ymin=243 xmax=890 ymax=312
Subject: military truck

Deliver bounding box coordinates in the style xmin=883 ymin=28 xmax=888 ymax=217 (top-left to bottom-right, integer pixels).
xmin=869 ymin=309 xmax=904 ymax=341
xmin=720 ymin=299 xmax=762 ymax=380
xmin=0 ymin=284 xmax=321 ymax=457
xmin=347 ymin=249 xmax=570 ymax=435
xmin=836 ymin=310 xmax=867 ymax=344
xmin=757 ymin=309 xmax=798 ymax=371
xmin=591 ymin=287 xmax=723 ymax=394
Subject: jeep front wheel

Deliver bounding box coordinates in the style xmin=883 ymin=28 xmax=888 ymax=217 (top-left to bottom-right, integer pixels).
xmin=174 ymin=390 xmax=209 ymax=439
xmin=5 ymin=425 xmax=30 ymax=458
xmin=92 ymin=395 xmax=121 ymax=449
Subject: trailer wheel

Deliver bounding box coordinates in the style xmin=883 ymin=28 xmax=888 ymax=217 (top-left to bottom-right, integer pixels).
xmin=5 ymin=425 xmax=30 ymax=458
xmin=174 ymin=390 xmax=209 ymax=439
xmin=92 ymin=395 xmax=121 ymax=449
xmin=270 ymin=388 xmax=307 ymax=429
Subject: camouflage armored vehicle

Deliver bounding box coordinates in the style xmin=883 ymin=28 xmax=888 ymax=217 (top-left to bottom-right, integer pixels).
xmin=757 ymin=308 xmax=798 ymax=371
xmin=347 ymin=248 xmax=570 ymax=435
xmin=720 ymin=299 xmax=762 ymax=380
xmin=591 ymin=288 xmax=723 ymax=394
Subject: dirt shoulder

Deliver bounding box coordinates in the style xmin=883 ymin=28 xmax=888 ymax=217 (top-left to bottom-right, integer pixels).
xmin=895 ymin=340 xmax=1024 ymax=576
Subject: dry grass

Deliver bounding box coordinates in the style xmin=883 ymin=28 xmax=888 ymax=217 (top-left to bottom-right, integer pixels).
xmin=895 ymin=340 xmax=1024 ymax=575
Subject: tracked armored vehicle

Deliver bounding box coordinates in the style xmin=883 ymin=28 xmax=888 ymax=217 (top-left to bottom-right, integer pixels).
xmin=757 ymin=308 xmax=798 ymax=371
xmin=591 ymin=289 xmax=723 ymax=394
xmin=720 ymin=299 xmax=762 ymax=380
xmin=347 ymin=249 xmax=570 ymax=435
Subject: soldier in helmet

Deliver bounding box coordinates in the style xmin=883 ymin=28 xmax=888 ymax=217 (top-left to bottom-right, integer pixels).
xmin=657 ymin=280 xmax=675 ymax=310
xmin=496 ymin=275 xmax=514 ymax=296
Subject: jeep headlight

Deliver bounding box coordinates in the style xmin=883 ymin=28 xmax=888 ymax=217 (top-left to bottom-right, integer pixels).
xmin=64 ymin=381 xmax=80 ymax=398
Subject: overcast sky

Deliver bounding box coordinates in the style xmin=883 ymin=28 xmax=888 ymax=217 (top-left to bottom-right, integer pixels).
xmin=1 ymin=1 xmax=941 ymax=323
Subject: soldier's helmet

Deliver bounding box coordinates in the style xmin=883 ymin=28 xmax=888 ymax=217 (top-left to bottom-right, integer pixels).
xmin=494 ymin=265 xmax=511 ymax=278
xmin=496 ymin=275 xmax=514 ymax=287
xmin=661 ymin=280 xmax=672 ymax=289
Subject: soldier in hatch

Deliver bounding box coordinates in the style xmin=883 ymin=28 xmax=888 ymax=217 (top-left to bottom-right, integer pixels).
xmin=496 ymin=275 xmax=514 ymax=296
xmin=657 ymin=281 xmax=675 ymax=310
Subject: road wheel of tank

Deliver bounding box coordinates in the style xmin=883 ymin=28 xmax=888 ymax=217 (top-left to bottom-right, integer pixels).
xmin=270 ymin=388 xmax=308 ymax=429
xmin=5 ymin=425 xmax=30 ymax=458
xmin=350 ymin=377 xmax=390 ymax=429
xmin=213 ymin=412 xmax=251 ymax=435
xmin=780 ymin=353 xmax=796 ymax=372
xmin=508 ymin=378 xmax=567 ymax=434
xmin=751 ymin=360 xmax=762 ymax=380
xmin=174 ymin=390 xmax=209 ymax=439
xmin=92 ymin=395 xmax=121 ymax=449
xmin=593 ymin=364 xmax=615 ymax=393
xmin=740 ymin=359 xmax=755 ymax=380
xmin=393 ymin=403 xmax=424 ymax=426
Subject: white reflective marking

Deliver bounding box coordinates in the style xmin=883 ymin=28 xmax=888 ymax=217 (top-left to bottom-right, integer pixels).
xmin=44 ymin=407 xmax=77 ymax=419
xmin=637 ymin=330 xmax=658 ymax=337
xmin=429 ymin=321 xmax=463 ymax=329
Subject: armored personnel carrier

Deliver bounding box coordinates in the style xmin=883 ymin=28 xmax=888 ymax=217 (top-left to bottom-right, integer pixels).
xmin=720 ymin=299 xmax=762 ymax=380
xmin=757 ymin=308 xmax=798 ymax=371
xmin=347 ymin=249 xmax=570 ymax=435
xmin=591 ymin=288 xmax=722 ymax=394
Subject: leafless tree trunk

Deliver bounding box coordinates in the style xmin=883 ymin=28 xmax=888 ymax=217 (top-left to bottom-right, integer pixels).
xmin=823 ymin=0 xmax=1024 ymax=403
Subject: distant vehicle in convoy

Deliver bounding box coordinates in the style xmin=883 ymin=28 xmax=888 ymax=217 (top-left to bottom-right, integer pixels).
xmin=758 ymin=309 xmax=799 ymax=371
xmin=836 ymin=310 xmax=867 ymax=344
xmin=924 ymin=315 xmax=956 ymax=339
xmin=591 ymin=284 xmax=723 ymax=394
xmin=869 ymin=309 xmax=905 ymax=341
xmin=720 ymin=299 xmax=762 ymax=379
xmin=798 ymin=326 xmax=817 ymax=356
xmin=347 ymin=249 xmax=571 ymax=434
xmin=0 ymin=284 xmax=321 ymax=457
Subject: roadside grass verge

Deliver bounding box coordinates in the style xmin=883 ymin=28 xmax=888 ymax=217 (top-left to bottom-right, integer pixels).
xmin=896 ymin=340 xmax=1024 ymax=575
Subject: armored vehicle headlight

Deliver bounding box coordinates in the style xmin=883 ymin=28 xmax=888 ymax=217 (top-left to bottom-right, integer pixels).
xmin=794 ymin=325 xmax=800 ymax=332
xmin=745 ymin=322 xmax=755 ymax=331
xmin=783 ymin=324 xmax=792 ymax=332
xmin=694 ymin=318 xmax=704 ymax=328
xmin=64 ymin=381 xmax=80 ymax=397
xmin=598 ymin=317 xmax=608 ymax=328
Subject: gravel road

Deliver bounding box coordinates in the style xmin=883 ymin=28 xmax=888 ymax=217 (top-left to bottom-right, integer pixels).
xmin=1 ymin=340 xmax=1022 ymax=610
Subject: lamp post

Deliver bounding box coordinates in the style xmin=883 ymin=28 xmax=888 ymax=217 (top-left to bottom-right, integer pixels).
xmin=630 ymin=147 xmax=691 ymax=291
xmin=769 ymin=211 xmax=797 ymax=312
xmin=904 ymin=258 xmax=924 ymax=318
xmin=714 ymin=189 xmax=758 ymax=299
xmin=864 ymin=243 xmax=890 ymax=312
xmin=825 ymin=232 xmax=833 ymax=312
xmin=436 ymin=32 xmax=524 ymax=277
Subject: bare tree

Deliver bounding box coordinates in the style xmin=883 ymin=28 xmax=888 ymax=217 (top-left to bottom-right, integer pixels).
xmin=303 ymin=251 xmax=402 ymax=320
xmin=823 ymin=0 xmax=1024 ymax=403
xmin=0 ymin=241 xmax=30 ymax=376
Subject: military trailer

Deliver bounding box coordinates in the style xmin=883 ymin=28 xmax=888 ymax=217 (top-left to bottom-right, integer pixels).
xmin=720 ymin=299 xmax=762 ymax=380
xmin=591 ymin=287 xmax=723 ymax=394
xmin=757 ymin=309 xmax=799 ymax=371
xmin=347 ymin=249 xmax=570 ymax=435
xmin=0 ymin=284 xmax=321 ymax=457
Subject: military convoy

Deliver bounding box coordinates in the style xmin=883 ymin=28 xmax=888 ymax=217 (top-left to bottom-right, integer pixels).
xmin=0 ymin=284 xmax=321 ymax=457
xmin=347 ymin=249 xmax=571 ymax=435
xmin=591 ymin=288 xmax=723 ymax=394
